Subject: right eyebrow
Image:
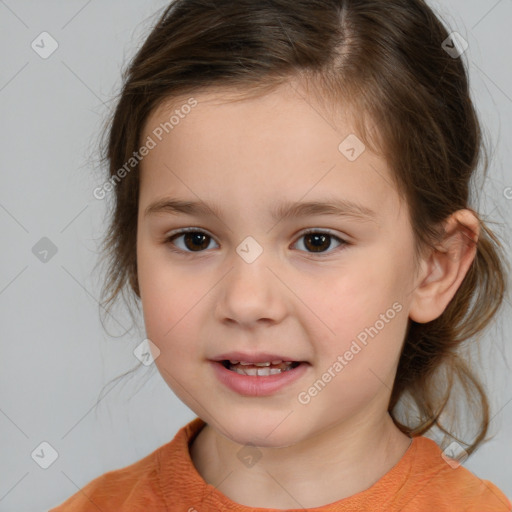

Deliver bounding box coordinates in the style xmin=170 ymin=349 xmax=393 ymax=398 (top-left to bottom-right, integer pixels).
xmin=144 ymin=198 xmax=221 ymax=218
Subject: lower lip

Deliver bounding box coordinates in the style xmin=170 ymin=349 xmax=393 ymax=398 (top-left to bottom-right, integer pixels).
xmin=210 ymin=361 xmax=309 ymax=396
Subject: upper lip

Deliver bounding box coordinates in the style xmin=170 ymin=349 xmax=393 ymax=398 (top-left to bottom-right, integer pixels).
xmin=211 ymin=351 xmax=305 ymax=363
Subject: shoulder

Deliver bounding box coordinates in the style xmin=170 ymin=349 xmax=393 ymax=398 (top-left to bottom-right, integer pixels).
xmin=402 ymin=436 xmax=511 ymax=511
xmin=48 ymin=442 xmax=167 ymax=511
xmin=49 ymin=418 xmax=206 ymax=512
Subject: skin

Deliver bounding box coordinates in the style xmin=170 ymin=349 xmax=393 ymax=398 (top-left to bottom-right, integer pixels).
xmin=136 ymin=80 xmax=479 ymax=508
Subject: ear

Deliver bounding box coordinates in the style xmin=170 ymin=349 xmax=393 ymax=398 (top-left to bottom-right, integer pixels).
xmin=408 ymin=209 xmax=479 ymax=324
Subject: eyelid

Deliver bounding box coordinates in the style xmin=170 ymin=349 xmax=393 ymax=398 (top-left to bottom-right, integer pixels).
xmin=165 ymin=226 xmax=348 ymax=239
xmin=294 ymin=228 xmax=349 ymax=256
xmin=165 ymin=227 xmax=219 ymax=254
xmin=166 ymin=226 xmax=212 ymax=236
xmin=164 ymin=227 xmax=350 ymax=256
xmin=299 ymin=227 xmax=343 ymax=237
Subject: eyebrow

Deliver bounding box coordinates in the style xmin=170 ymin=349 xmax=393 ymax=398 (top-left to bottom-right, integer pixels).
xmin=144 ymin=197 xmax=378 ymax=223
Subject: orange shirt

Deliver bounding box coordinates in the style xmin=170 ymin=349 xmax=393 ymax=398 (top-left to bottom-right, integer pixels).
xmin=50 ymin=417 xmax=511 ymax=511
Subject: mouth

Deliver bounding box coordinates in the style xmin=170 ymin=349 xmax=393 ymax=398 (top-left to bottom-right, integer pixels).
xmin=210 ymin=356 xmax=309 ymax=396
xmin=220 ymin=360 xmax=303 ymax=376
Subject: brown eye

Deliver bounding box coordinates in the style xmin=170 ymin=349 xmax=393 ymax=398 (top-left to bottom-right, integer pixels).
xmin=165 ymin=228 xmax=348 ymax=257
xmin=294 ymin=230 xmax=347 ymax=255
xmin=166 ymin=229 xmax=217 ymax=253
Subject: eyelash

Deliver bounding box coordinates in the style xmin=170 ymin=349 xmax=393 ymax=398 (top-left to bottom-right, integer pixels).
xmin=164 ymin=227 xmax=349 ymax=257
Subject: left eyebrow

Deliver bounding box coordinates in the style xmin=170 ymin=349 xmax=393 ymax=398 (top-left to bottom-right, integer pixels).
xmin=144 ymin=197 xmax=378 ymax=223
xmin=271 ymin=198 xmax=378 ymax=223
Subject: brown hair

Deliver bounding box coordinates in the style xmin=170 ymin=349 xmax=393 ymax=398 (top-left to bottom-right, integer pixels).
xmin=95 ymin=0 xmax=508 ymax=454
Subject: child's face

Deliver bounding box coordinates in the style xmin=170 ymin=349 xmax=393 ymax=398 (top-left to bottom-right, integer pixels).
xmin=137 ymin=82 xmax=420 ymax=447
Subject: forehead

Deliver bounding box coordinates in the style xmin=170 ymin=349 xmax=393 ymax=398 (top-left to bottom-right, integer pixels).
xmin=138 ymin=84 xmax=403 ymax=223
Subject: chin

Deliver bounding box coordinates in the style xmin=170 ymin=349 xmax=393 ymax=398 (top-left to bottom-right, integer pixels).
xmin=210 ymin=411 xmax=307 ymax=448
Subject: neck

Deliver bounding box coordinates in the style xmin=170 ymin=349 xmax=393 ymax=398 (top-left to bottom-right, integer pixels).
xmin=190 ymin=411 xmax=412 ymax=509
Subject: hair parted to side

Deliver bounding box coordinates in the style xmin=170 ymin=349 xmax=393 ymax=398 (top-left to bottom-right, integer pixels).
xmin=95 ymin=0 xmax=508 ymax=454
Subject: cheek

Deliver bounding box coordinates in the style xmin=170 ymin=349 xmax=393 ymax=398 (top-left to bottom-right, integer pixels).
xmin=140 ymin=275 xmax=206 ymax=390
xmin=140 ymin=278 xmax=202 ymax=346
xmin=137 ymin=248 xmax=184 ymax=343
xmin=312 ymin=253 xmax=410 ymax=374
xmin=314 ymin=261 xmax=403 ymax=337
xmin=137 ymin=248 xmax=215 ymax=365
xmin=304 ymin=296 xmax=407 ymax=420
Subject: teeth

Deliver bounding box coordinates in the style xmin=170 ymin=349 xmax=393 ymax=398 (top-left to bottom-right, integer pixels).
xmin=231 ymin=366 xmax=287 ymax=376
xmin=231 ymin=360 xmax=282 ymax=366
xmin=228 ymin=361 xmax=297 ymax=376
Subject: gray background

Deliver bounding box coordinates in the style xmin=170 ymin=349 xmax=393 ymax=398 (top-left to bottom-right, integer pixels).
xmin=0 ymin=1 xmax=511 ymax=510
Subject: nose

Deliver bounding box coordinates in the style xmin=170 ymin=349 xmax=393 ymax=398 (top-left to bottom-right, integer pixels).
xmin=214 ymin=249 xmax=288 ymax=328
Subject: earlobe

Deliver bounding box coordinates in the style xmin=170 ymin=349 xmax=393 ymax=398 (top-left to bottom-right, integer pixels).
xmin=408 ymin=210 xmax=479 ymax=324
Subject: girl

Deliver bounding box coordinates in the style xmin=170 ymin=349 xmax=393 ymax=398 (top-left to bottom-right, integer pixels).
xmin=51 ymin=0 xmax=511 ymax=510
